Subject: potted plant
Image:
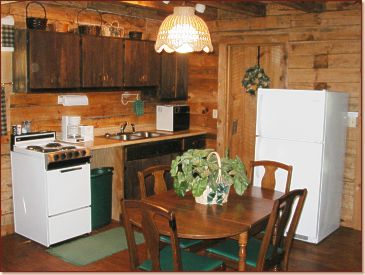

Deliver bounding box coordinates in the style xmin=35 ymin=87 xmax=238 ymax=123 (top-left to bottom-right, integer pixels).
xmin=170 ymin=149 xmax=249 ymax=205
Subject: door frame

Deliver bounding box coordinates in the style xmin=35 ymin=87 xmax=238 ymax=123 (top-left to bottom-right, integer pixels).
xmin=216 ymin=36 xmax=289 ymax=156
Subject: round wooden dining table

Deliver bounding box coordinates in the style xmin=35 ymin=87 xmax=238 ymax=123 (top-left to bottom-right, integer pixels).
xmin=126 ymin=186 xmax=283 ymax=271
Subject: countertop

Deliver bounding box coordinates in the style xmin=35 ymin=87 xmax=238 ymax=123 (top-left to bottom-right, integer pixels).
xmin=83 ymin=129 xmax=207 ymax=150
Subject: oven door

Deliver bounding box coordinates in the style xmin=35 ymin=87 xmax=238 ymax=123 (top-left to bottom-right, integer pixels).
xmin=46 ymin=163 xmax=91 ymax=216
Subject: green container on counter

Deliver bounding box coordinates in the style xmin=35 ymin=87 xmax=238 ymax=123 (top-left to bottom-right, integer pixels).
xmin=90 ymin=167 xmax=114 ymax=230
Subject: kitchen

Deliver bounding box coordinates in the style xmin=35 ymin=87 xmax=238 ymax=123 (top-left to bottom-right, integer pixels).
xmin=1 ymin=0 xmax=362 ymax=272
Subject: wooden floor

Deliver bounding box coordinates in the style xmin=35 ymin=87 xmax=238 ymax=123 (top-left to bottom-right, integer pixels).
xmin=1 ymin=222 xmax=362 ymax=272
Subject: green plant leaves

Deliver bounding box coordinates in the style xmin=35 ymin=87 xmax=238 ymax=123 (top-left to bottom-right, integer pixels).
xmin=191 ymin=177 xmax=208 ymax=197
xmin=171 ymin=149 xmax=249 ymax=199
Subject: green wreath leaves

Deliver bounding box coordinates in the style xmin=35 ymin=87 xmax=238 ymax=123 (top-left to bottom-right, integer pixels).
xmin=242 ymin=65 xmax=270 ymax=95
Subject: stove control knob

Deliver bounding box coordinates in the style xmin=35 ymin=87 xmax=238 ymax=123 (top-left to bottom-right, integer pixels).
xmin=74 ymin=151 xmax=80 ymax=158
xmin=60 ymin=153 xmax=66 ymax=160
xmin=67 ymin=152 xmax=73 ymax=159
xmin=80 ymin=150 xmax=86 ymax=157
xmin=53 ymin=154 xmax=59 ymax=161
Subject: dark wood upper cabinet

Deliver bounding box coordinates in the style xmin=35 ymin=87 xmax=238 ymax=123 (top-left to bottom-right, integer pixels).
xmin=28 ymin=30 xmax=80 ymax=89
xmin=160 ymin=52 xmax=188 ymax=100
xmin=81 ymin=35 xmax=123 ymax=88
xmin=123 ymin=40 xmax=161 ymax=87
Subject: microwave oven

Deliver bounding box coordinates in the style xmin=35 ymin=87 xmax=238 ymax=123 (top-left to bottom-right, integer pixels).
xmin=156 ymin=105 xmax=190 ymax=132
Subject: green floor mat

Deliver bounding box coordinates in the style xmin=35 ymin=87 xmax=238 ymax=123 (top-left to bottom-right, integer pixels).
xmin=47 ymin=227 xmax=144 ymax=266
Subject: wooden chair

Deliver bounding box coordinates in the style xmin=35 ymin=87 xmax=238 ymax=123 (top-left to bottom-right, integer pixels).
xmin=138 ymin=164 xmax=172 ymax=199
xmin=249 ymin=160 xmax=293 ymax=194
xmin=121 ymin=199 xmax=225 ymax=271
xmin=138 ymin=164 xmax=203 ymax=250
xmin=206 ymin=188 xmax=307 ymax=271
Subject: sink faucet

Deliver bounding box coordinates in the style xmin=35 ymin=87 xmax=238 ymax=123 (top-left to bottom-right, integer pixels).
xmin=120 ymin=121 xmax=128 ymax=134
xmin=119 ymin=122 xmax=135 ymax=134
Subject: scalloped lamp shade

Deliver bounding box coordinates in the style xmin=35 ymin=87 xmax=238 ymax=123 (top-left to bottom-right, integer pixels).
xmin=155 ymin=6 xmax=213 ymax=54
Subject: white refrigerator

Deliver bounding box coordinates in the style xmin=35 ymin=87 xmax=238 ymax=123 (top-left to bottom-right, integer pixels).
xmin=253 ymin=88 xmax=348 ymax=244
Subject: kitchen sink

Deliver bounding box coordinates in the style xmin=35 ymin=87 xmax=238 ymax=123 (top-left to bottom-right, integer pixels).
xmin=104 ymin=131 xmax=169 ymax=141
xmin=132 ymin=131 xmax=164 ymax=138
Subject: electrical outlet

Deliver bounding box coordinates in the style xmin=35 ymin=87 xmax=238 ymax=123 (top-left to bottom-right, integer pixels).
xmin=347 ymin=112 xmax=358 ymax=128
xmin=212 ymin=109 xmax=218 ymax=119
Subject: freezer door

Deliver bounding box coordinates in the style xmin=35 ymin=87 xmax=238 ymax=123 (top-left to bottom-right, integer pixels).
xmin=254 ymin=137 xmax=324 ymax=243
xmin=256 ymin=89 xmax=326 ymax=142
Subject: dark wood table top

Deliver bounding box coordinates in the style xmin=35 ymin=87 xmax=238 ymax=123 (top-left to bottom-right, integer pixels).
xmin=127 ymin=186 xmax=284 ymax=240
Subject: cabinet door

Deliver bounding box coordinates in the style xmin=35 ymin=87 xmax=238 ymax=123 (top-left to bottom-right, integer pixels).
xmin=123 ymin=40 xmax=145 ymax=86
xmin=101 ymin=37 xmax=123 ymax=87
xmin=123 ymin=40 xmax=161 ymax=87
xmin=144 ymin=41 xmax=161 ymax=86
xmin=160 ymin=53 xmax=188 ymax=100
xmin=160 ymin=52 xmax=176 ymax=99
xmin=28 ymin=31 xmax=80 ymax=89
xmin=175 ymin=54 xmax=188 ymax=99
xmin=81 ymin=35 xmax=104 ymax=87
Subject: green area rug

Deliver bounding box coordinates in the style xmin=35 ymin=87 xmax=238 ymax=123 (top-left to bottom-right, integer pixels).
xmin=47 ymin=227 xmax=144 ymax=266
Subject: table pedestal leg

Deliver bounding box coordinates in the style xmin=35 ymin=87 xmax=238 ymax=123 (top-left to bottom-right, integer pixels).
xmin=238 ymin=231 xmax=248 ymax=271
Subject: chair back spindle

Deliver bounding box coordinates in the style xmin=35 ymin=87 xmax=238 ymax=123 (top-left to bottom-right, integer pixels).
xmin=138 ymin=165 xmax=171 ymax=199
xmin=249 ymin=160 xmax=293 ymax=194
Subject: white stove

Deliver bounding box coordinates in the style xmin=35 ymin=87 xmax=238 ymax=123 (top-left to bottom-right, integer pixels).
xmin=11 ymin=131 xmax=92 ymax=247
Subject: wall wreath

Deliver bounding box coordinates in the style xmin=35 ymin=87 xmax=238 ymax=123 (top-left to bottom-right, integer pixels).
xmin=241 ymin=46 xmax=270 ymax=95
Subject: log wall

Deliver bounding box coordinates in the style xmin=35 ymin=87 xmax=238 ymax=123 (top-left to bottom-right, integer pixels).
xmin=1 ymin=1 xmax=361 ymax=235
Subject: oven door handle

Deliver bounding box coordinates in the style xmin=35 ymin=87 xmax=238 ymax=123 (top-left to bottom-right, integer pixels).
xmin=60 ymin=167 xmax=82 ymax=173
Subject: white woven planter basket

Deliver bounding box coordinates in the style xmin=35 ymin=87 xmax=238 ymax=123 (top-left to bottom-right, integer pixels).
xmin=194 ymin=152 xmax=230 ymax=205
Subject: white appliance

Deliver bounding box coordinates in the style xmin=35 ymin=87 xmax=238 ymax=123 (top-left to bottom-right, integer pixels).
xmin=62 ymin=115 xmax=83 ymax=143
xmin=156 ymin=105 xmax=190 ymax=132
xmin=11 ymin=131 xmax=91 ymax=247
xmin=79 ymin=125 xmax=94 ymax=141
xmin=254 ymin=88 xmax=348 ymax=244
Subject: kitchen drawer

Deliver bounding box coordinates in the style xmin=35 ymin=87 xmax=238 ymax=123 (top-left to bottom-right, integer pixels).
xmin=48 ymin=207 xmax=91 ymax=246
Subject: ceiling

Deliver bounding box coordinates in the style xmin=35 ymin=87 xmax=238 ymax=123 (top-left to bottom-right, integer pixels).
xmin=107 ymin=1 xmax=328 ymax=20
xmin=1 ymin=1 xmax=355 ymax=21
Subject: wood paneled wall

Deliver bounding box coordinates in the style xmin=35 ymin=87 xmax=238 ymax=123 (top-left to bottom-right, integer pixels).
xmin=1 ymin=1 xmax=361 ymax=235
xmin=188 ymin=49 xmax=219 ymax=149
xmin=211 ymin=2 xmax=361 ymax=229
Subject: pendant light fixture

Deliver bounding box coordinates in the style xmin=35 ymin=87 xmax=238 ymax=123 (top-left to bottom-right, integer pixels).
xmin=155 ymin=6 xmax=213 ymax=54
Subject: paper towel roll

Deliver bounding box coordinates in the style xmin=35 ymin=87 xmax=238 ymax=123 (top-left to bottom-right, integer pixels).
xmin=58 ymin=95 xmax=88 ymax=106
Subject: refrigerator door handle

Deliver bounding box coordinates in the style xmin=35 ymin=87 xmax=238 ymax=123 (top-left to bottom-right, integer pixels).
xmin=256 ymin=92 xmax=263 ymax=136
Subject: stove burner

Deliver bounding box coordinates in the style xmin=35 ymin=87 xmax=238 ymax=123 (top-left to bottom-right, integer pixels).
xmin=26 ymin=145 xmax=59 ymax=153
xmin=26 ymin=145 xmax=43 ymax=151
xmin=45 ymin=142 xmax=62 ymax=148
xmin=61 ymin=146 xmax=77 ymax=150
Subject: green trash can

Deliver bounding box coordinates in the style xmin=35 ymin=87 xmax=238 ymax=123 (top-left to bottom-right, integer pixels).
xmin=91 ymin=167 xmax=114 ymax=230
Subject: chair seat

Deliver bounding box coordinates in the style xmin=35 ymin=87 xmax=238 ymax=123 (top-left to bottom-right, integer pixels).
xmin=160 ymin=235 xmax=203 ymax=249
xmin=206 ymin=237 xmax=280 ymax=268
xmin=139 ymin=246 xmax=224 ymax=271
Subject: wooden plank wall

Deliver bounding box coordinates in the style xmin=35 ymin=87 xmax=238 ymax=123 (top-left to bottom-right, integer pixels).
xmin=188 ymin=49 xmax=219 ymax=149
xmin=1 ymin=1 xmax=361 ymax=234
xmin=210 ymin=2 xmax=361 ymax=229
